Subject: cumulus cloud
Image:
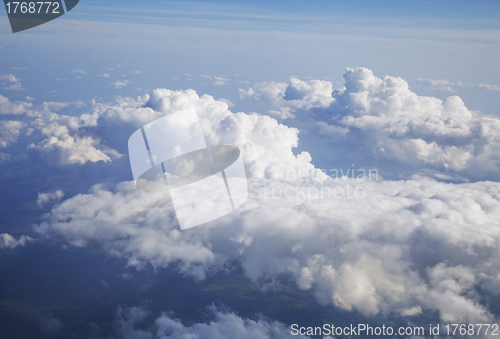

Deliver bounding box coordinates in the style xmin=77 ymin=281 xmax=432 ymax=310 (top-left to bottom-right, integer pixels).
xmin=0 ymin=120 xmax=24 ymax=148
xmin=114 ymin=305 xmax=303 ymax=339
xmin=327 ymin=68 xmax=500 ymax=180
xmin=2 ymin=83 xmax=318 ymax=168
xmin=0 ymin=233 xmax=34 ymax=249
xmin=1 ymin=74 xmax=24 ymax=91
xmin=130 ymin=70 xmax=143 ymax=75
xmin=37 ymin=190 xmax=64 ymax=208
xmin=28 ymin=134 xmax=117 ymax=165
xmin=244 ymin=68 xmax=500 ymax=180
xmin=112 ymin=80 xmax=130 ymax=88
xmin=33 ymin=84 xmax=500 ymax=326
xmin=0 ymin=97 xmax=126 ymax=165
xmin=0 ymin=93 xmax=156 ymax=167
xmin=239 ymin=77 xmax=334 ymax=118
xmin=24 ymin=104 xmax=122 ymax=166
xmin=0 ymin=94 xmax=35 ymax=115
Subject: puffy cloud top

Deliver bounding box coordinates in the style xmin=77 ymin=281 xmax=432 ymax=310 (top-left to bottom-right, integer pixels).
xmin=242 ymin=67 xmax=500 ymax=181
xmin=333 ymin=68 xmax=500 ymax=179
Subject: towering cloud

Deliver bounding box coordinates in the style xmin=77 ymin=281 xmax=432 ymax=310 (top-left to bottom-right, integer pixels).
xmin=241 ymin=67 xmax=500 ymax=181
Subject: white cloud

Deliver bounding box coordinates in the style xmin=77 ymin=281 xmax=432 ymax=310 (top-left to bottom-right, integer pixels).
xmin=98 ymin=73 xmax=110 ymax=78
xmin=327 ymin=68 xmax=500 ymax=180
xmin=0 ymin=120 xmax=24 ymax=147
xmin=34 ymin=176 xmax=500 ymax=323
xmin=0 ymin=98 xmax=123 ymax=165
xmin=1 ymin=74 xmax=24 ymax=91
xmin=201 ymin=74 xmax=230 ymax=86
xmin=71 ymin=69 xmax=87 ymax=74
xmin=416 ymin=78 xmax=500 ymax=92
xmin=0 ymin=233 xmax=34 ymax=249
xmin=37 ymin=190 xmax=64 ymax=208
xmin=28 ymin=134 xmax=118 ymax=166
xmin=33 ymin=85 xmax=500 ymax=325
xmin=245 ymin=68 xmax=500 ymax=180
xmin=4 ymin=86 xmax=309 ymax=168
xmin=112 ymin=80 xmax=130 ymax=88
xmin=239 ymin=81 xmax=287 ymax=103
xmin=130 ymin=70 xmax=143 ymax=75
xmin=240 ymin=77 xmax=334 ymax=118
xmin=114 ymin=305 xmax=303 ymax=339
xmin=0 ymin=95 xmax=32 ymax=114
xmin=1 ymin=74 xmax=20 ymax=83
xmin=471 ymin=83 xmax=500 ymax=92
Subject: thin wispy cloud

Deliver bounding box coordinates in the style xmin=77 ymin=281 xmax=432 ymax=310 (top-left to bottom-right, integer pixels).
xmin=416 ymin=77 xmax=500 ymax=92
xmin=201 ymin=74 xmax=229 ymax=86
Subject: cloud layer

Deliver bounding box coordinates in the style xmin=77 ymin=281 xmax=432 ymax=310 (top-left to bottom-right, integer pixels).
xmin=2 ymin=67 xmax=499 ymax=327
xmin=27 ymin=78 xmax=500 ymax=327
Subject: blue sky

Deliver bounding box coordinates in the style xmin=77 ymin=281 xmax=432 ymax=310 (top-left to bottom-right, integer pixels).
xmin=54 ymin=0 xmax=500 ymax=29
xmin=1 ymin=0 xmax=499 ymax=117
